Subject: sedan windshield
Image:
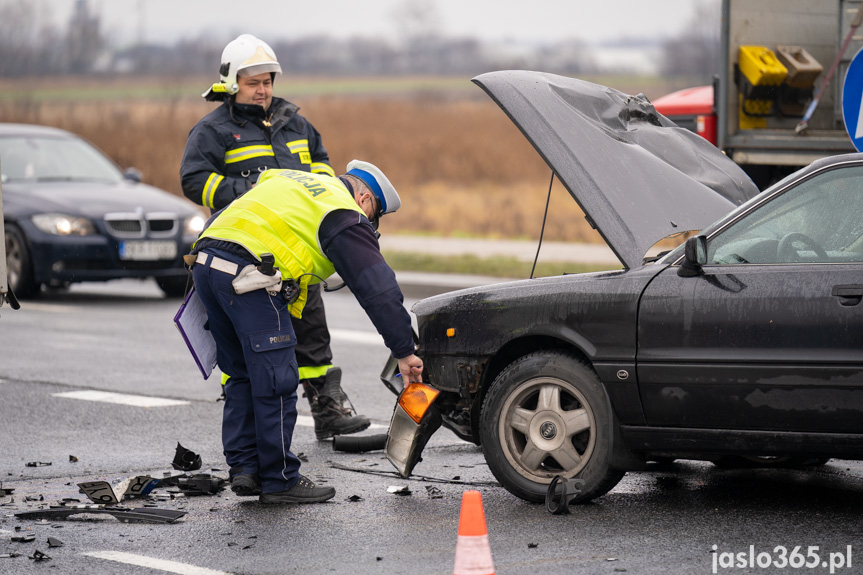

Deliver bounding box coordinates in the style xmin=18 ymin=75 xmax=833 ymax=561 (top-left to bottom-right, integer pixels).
xmin=0 ymin=135 xmax=123 ymax=183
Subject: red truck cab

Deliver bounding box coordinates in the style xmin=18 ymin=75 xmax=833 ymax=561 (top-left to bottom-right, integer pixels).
xmin=652 ymin=85 xmax=717 ymax=146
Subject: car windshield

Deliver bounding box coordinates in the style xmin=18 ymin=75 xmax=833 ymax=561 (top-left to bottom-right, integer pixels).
xmin=0 ymin=135 xmax=123 ymax=183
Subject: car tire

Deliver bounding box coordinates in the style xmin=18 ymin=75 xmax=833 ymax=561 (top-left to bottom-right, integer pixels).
xmin=479 ymin=351 xmax=624 ymax=504
xmin=156 ymin=276 xmax=189 ymax=298
xmin=4 ymin=223 xmax=40 ymax=298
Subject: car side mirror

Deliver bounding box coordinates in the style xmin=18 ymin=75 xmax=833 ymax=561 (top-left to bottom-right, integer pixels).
xmin=123 ymin=167 xmax=143 ymax=183
xmin=677 ymin=235 xmax=707 ymax=277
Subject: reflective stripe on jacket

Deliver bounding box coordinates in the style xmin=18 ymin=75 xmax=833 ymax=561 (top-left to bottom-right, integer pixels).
xmin=195 ymin=169 xmax=364 ymax=318
xmin=180 ymin=97 xmax=335 ymax=211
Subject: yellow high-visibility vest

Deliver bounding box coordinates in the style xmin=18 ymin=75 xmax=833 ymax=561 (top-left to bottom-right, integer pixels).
xmin=195 ymin=169 xmax=365 ymax=318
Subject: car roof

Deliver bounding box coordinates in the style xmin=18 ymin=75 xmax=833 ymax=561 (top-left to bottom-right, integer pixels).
xmin=0 ymin=123 xmax=75 ymax=138
xmin=472 ymin=71 xmax=760 ymax=269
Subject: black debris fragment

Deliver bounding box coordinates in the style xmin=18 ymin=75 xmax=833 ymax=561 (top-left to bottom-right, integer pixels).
xmin=331 ymin=433 xmax=387 ymax=453
xmin=424 ymin=486 xmax=443 ymax=499
xmin=376 ymin=557 xmax=383 ymax=561
xmin=24 ymin=495 xmax=43 ymax=502
xmin=545 ymin=475 xmax=585 ymax=515
xmin=29 ymin=550 xmax=50 ymax=562
xmin=296 ymin=452 xmax=308 ymax=463
xmin=451 ymin=476 xmax=461 ymax=481
xmin=347 ymin=495 xmax=363 ymax=502
xmin=0 ymin=483 xmax=13 ymax=496
xmin=171 ymin=443 xmax=202 ymax=472
xmin=69 ymin=455 xmax=79 ymax=463
xmin=46 ymin=537 xmax=63 ymax=548
xmin=25 ymin=462 xmax=51 ymax=468
xmin=176 ymin=474 xmax=226 ymax=496
xmin=12 ymin=534 xmax=35 ymax=542
xmin=0 ymin=553 xmax=22 ymax=558
xmin=15 ymin=505 xmax=186 ymax=524
xmin=328 ymin=462 xmax=500 ymax=487
xmin=528 ymin=543 xmax=538 ymax=549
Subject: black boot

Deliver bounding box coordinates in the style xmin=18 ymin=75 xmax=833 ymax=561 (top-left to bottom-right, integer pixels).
xmin=302 ymin=367 xmax=370 ymax=440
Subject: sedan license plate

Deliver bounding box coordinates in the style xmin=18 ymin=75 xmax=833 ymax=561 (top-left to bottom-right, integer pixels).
xmin=119 ymin=240 xmax=177 ymax=261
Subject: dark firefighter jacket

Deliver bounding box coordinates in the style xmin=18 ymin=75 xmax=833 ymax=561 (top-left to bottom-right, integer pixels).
xmin=180 ymin=97 xmax=335 ymax=211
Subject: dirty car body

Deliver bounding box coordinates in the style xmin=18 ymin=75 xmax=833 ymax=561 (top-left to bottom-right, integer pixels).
xmin=1 ymin=123 xmax=204 ymax=298
xmin=385 ymin=71 xmax=863 ymax=503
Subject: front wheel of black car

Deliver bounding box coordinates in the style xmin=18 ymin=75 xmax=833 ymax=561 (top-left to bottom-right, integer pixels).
xmin=5 ymin=224 xmax=39 ymax=298
xmin=480 ymin=352 xmax=624 ymax=504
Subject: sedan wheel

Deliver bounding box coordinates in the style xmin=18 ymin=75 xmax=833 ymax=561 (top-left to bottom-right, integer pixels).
xmin=480 ymin=351 xmax=624 ymax=503
xmin=4 ymin=224 xmax=39 ymax=298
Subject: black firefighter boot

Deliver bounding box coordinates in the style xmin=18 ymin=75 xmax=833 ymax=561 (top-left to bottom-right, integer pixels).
xmin=302 ymin=367 xmax=371 ymax=440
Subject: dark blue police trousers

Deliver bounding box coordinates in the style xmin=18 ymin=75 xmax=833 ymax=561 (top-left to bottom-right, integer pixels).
xmin=192 ymin=248 xmax=302 ymax=494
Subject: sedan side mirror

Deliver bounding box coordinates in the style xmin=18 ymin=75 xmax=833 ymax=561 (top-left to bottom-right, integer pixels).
xmin=678 ymin=235 xmax=707 ymax=277
xmin=123 ymin=167 xmax=143 ymax=183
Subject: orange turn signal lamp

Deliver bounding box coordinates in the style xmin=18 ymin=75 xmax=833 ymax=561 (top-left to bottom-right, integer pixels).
xmin=446 ymin=328 xmax=456 ymax=337
xmin=398 ymin=382 xmax=440 ymax=424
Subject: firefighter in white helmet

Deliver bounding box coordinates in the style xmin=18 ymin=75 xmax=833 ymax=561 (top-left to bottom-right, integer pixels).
xmin=180 ymin=36 xmax=372 ymax=498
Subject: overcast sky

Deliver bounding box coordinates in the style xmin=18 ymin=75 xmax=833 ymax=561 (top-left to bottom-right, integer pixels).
xmin=36 ymin=0 xmax=700 ymax=46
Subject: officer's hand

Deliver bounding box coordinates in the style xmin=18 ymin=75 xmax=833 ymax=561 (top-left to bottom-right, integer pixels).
xmin=398 ymin=354 xmax=423 ymax=384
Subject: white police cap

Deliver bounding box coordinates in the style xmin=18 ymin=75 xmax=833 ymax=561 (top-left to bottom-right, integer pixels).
xmin=345 ymin=160 xmax=401 ymax=216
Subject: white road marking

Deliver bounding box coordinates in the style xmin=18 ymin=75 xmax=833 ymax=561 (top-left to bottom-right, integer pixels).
xmin=83 ymin=550 xmax=231 ymax=575
xmin=295 ymin=414 xmax=386 ymax=430
xmin=328 ymin=328 xmax=383 ymax=346
xmin=52 ymin=390 xmax=189 ymax=408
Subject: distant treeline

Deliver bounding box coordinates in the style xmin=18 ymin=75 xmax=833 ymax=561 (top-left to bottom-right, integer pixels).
xmin=0 ymin=0 xmax=719 ymax=81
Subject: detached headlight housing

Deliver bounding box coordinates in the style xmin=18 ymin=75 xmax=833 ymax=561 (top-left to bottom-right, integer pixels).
xmin=32 ymin=213 xmax=96 ymax=236
xmin=184 ymin=214 xmax=206 ymax=235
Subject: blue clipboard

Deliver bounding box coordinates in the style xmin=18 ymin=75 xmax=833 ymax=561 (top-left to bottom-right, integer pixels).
xmin=173 ymin=287 xmax=217 ymax=380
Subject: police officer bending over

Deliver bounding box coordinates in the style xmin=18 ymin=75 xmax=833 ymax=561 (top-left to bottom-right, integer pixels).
xmin=191 ymin=161 xmax=422 ymax=503
xmin=181 ymin=34 xmax=371 ymax=441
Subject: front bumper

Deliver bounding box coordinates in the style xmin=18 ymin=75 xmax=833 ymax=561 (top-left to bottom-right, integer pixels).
xmin=24 ymin=223 xmax=196 ymax=285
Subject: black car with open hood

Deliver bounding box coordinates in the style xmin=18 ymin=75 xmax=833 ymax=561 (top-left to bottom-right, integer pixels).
xmin=384 ymin=71 xmax=863 ymax=504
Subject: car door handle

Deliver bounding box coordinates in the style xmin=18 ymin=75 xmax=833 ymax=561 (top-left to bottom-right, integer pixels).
xmin=832 ymin=284 xmax=863 ymax=306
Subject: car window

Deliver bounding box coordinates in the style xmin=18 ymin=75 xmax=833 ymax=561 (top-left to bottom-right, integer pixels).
xmin=0 ymin=135 xmax=122 ymax=183
xmin=707 ymin=165 xmax=863 ymax=265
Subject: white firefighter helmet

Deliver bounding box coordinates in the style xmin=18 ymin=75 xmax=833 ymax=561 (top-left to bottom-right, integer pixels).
xmin=202 ymin=34 xmax=282 ymax=101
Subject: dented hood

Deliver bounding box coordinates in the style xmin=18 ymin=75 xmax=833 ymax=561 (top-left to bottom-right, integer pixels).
xmin=472 ymin=71 xmax=760 ymax=269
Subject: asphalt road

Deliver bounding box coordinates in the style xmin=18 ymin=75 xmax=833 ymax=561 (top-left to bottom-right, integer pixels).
xmin=1 ymin=279 xmax=862 ymax=575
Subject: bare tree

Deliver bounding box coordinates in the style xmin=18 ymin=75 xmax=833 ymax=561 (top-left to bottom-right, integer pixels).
xmin=66 ymin=0 xmax=104 ymax=74
xmin=660 ymin=0 xmax=721 ymax=82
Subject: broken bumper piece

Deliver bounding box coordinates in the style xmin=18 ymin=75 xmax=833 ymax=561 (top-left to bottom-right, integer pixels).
xmin=15 ymin=505 xmax=186 ymax=524
xmin=385 ymin=384 xmax=442 ymax=478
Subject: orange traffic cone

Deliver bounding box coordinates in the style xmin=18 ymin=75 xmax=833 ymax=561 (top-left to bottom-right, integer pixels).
xmin=452 ymin=490 xmax=495 ymax=575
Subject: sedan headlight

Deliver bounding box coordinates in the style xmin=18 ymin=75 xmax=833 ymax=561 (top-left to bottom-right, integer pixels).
xmin=31 ymin=213 xmax=96 ymax=236
xmin=184 ymin=215 xmax=206 ymax=235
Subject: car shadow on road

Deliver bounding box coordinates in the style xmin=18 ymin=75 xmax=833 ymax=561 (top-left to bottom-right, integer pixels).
xmin=613 ymin=459 xmax=863 ymax=513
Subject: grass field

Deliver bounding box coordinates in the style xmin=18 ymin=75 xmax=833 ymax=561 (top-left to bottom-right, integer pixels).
xmin=0 ymin=74 xmax=695 ymax=244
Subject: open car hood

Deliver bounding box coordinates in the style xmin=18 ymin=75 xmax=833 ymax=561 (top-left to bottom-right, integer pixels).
xmin=472 ymin=71 xmax=760 ymax=269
